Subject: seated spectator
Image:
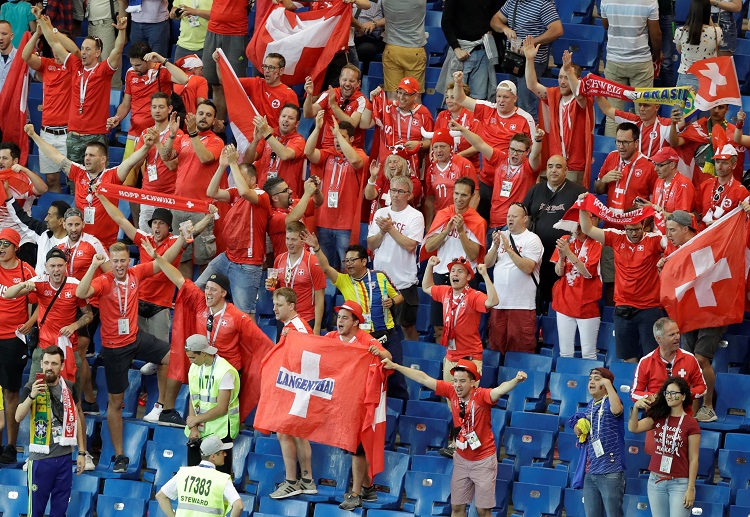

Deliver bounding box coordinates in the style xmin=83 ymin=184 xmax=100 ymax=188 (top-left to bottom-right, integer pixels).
xmin=674 ymin=0 xmax=723 ymax=90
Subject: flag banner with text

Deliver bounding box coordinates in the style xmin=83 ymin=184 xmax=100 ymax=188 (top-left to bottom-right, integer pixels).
xmin=98 ymin=183 xmax=212 ymax=212
xmin=554 ymin=193 xmax=657 ymax=232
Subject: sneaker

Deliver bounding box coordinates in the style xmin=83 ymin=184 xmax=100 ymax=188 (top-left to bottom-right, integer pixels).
xmin=143 ymin=403 xmax=163 ymax=423
xmin=84 ymin=452 xmax=96 ymax=471
xmin=695 ymin=406 xmax=718 ymax=423
xmin=339 ymin=493 xmax=362 ymax=511
xmin=112 ymin=455 xmax=129 ymax=473
xmin=81 ymin=399 xmax=100 ymax=415
xmin=269 ymin=480 xmax=302 ymax=499
xmin=298 ymin=478 xmax=318 ymax=495
xmin=140 ymin=362 xmax=159 ymax=376
xmin=158 ymin=409 xmax=187 ymax=427
xmin=439 ymin=444 xmax=455 ymax=459
xmin=0 ymin=445 xmax=17 ymax=464
xmin=361 ymin=485 xmax=378 ymax=502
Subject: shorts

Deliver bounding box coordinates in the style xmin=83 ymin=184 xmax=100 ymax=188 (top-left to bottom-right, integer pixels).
xmin=600 ymin=245 xmax=615 ymax=284
xmin=442 ymin=358 xmax=483 ymax=382
xmin=392 ymin=284 xmax=419 ymax=327
xmin=172 ymin=209 xmax=216 ymax=265
xmin=39 ymin=128 xmax=68 ymax=175
xmin=0 ymin=337 xmax=28 ymax=391
xmin=382 ymin=44 xmax=426 ymax=92
xmin=681 ymin=326 xmax=727 ymax=360
xmin=451 ymin=453 xmax=497 ymax=508
xmin=202 ymin=31 xmax=248 ymax=85
xmin=138 ymin=307 xmax=171 ymax=343
xmin=100 ymin=330 xmax=170 ymax=394
xmin=429 ymin=272 xmax=450 ymax=326
xmin=488 ymin=308 xmax=537 ymax=354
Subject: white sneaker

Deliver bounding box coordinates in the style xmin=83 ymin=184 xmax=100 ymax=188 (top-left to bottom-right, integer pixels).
xmin=140 ymin=362 xmax=159 ymax=375
xmin=144 ymin=403 xmax=163 ymax=423
xmin=85 ymin=452 xmax=96 ymax=471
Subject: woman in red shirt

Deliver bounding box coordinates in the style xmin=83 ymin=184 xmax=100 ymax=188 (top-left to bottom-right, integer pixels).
xmin=550 ymin=218 xmax=602 ymax=359
xmin=628 ymin=377 xmax=701 ymax=517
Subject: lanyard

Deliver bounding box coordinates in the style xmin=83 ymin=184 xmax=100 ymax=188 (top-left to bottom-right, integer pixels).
xmin=639 ymin=120 xmax=660 ymax=158
xmin=656 ymin=179 xmax=676 ymax=208
xmin=85 ymin=170 xmax=106 ymax=204
xmin=615 ymin=155 xmax=641 ymax=198
xmin=353 ymin=270 xmax=374 ymax=314
xmin=115 ymin=274 xmax=130 ymax=316
xmin=660 ymin=413 xmax=685 ymax=456
xmin=79 ymin=64 xmax=99 ymax=114
xmin=328 ymin=156 xmax=347 ymax=191
xmin=285 ymin=252 xmax=303 ymax=288
xmin=460 ymin=393 xmax=476 ymax=433
xmin=396 ymin=108 xmax=414 ymax=142
xmin=711 ymin=177 xmax=732 ymax=209
xmin=65 ymin=239 xmax=80 ymax=276
xmin=589 ymin=395 xmax=607 ymax=439
xmin=450 ymin=111 xmax=469 ymax=152
xmin=447 ymin=289 xmax=468 ymax=329
xmin=504 ymin=160 xmax=521 ymax=181
xmin=559 ymin=97 xmax=574 ymax=158
xmin=206 ymin=305 xmax=226 ymax=347
xmin=198 ymin=355 xmax=217 ymax=393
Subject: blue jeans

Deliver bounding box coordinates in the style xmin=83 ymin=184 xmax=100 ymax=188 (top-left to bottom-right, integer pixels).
xmin=461 ymin=48 xmax=491 ymax=101
xmin=130 ymin=20 xmax=171 ymax=59
xmin=317 ymin=227 xmax=351 ymax=272
xmin=658 ymin=14 xmax=677 ymax=87
xmin=515 ymin=59 xmax=547 ymax=120
xmin=196 ymin=252 xmax=263 ymax=314
xmin=647 ymin=472 xmax=691 ymax=517
xmin=583 ymin=471 xmax=625 ymax=517
xmin=613 ymin=307 xmax=662 ymax=361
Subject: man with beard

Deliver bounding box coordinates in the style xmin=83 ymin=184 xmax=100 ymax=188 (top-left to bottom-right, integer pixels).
xmin=265 ymin=177 xmax=322 ymax=260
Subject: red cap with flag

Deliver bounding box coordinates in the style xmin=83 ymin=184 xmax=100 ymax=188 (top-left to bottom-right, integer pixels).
xmin=447 ymin=256 xmax=474 ymax=280
xmin=334 ymin=301 xmax=365 ymax=324
xmin=432 ymin=129 xmax=454 ymax=147
xmin=175 ymin=54 xmax=203 ymax=71
xmin=397 ymin=77 xmax=420 ymax=95
xmin=650 ymin=147 xmax=679 ymax=163
xmin=712 ymin=127 xmax=737 ymax=160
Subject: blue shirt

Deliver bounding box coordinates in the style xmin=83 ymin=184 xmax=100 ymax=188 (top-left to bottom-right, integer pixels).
xmin=500 ymin=0 xmax=560 ymax=64
xmin=584 ymin=396 xmax=625 ymax=475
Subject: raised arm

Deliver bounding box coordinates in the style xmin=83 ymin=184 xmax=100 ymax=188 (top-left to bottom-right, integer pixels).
xmin=254 ymin=116 xmax=298 ymax=161
xmin=332 ymin=119 xmax=364 ymax=170
xmin=452 ymin=71 xmax=476 ymax=112
xmin=107 ymin=16 xmax=129 ymax=69
xmin=522 ymin=37 xmax=547 ymax=99
xmin=116 ymin=131 xmax=156 ymax=181
xmin=578 ymin=195 xmax=606 ymax=244
xmin=142 ymin=240 xmax=186 ymax=289
xmin=561 ymin=50 xmax=586 ymax=108
xmin=206 ymin=148 xmax=232 ymax=203
xmin=12 ymin=164 xmax=48 ymax=196
xmin=184 ymin=113 xmax=217 ymax=164
xmin=490 ymin=371 xmax=527 ymax=402
xmin=76 ymin=254 xmax=108 ymax=299
xmin=36 ymin=14 xmax=71 ymax=63
xmin=24 ymin=124 xmax=70 ymax=173
xmin=96 ymin=187 xmax=138 ymax=241
xmin=144 ymin=52 xmax=189 ymax=85
xmin=595 ymin=96 xmax=616 ymax=120
xmin=449 ymin=120 xmax=492 ymax=159
xmin=382 ymin=359 xmax=437 ymax=391
xmin=22 ymin=23 xmax=43 ymax=70
xmin=286 ymin=178 xmax=318 ymax=223
xmin=302 ymin=231 xmax=339 ymax=283
xmin=477 ymin=264 xmax=498 ymax=308
xmin=627 ymin=398 xmax=655 ymax=433
xmin=304 ymin=111 xmax=325 ymax=165
xmin=421 ymin=256 xmax=438 ymax=296
xmin=528 ymin=128 xmax=545 ymax=170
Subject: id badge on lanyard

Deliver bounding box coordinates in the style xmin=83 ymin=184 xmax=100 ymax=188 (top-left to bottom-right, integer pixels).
xmin=658 ymin=414 xmax=685 ymax=474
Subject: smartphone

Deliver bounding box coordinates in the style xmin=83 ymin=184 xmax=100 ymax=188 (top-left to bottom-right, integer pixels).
xmin=35 ymin=372 xmax=44 ymax=383
xmin=174 ymin=7 xmax=184 ymax=17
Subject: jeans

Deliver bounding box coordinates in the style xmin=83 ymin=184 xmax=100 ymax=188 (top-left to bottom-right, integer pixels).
xmin=460 ymin=48 xmax=491 ymax=101
xmin=196 ymin=252 xmax=264 ymax=314
xmin=647 ymin=472 xmax=691 ymax=517
xmin=130 ymin=19 xmax=171 ymax=59
xmin=583 ymin=471 xmax=625 ymax=517
xmin=613 ymin=307 xmax=663 ymax=361
xmin=658 ymin=14 xmax=677 ymax=87
xmin=317 ymin=227 xmax=351 ymax=272
xmin=515 ymin=59 xmax=547 ymax=120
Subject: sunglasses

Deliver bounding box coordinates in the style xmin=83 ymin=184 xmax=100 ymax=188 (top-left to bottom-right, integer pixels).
xmin=511 ymin=202 xmax=528 ymax=215
xmin=206 ymin=313 xmax=214 ymax=332
xmin=0 ymin=240 xmax=13 ymax=248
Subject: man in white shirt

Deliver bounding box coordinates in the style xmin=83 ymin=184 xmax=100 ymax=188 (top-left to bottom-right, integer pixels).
xmin=367 ymin=175 xmax=425 ymax=341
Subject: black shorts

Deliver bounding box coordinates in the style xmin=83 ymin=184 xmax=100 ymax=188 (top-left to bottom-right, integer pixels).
xmin=429 ymin=273 xmax=450 ymax=326
xmin=77 ymin=306 xmax=100 ymax=342
xmin=392 ymin=284 xmax=419 ymax=327
xmin=100 ymin=330 xmax=170 ymax=394
xmin=0 ymin=337 xmax=28 ymax=391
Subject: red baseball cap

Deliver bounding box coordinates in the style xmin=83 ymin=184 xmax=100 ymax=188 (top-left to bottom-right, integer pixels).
xmin=397 ymin=77 xmax=420 ymax=94
xmin=650 ymin=147 xmax=679 ymax=164
xmin=450 ymin=359 xmax=481 ymax=381
xmin=431 ymin=128 xmax=454 ymax=147
xmin=447 ymin=256 xmax=474 ymax=280
xmin=334 ymin=301 xmax=365 ymax=324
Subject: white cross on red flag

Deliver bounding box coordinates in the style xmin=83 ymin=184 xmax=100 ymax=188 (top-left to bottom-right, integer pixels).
xmin=660 ymin=206 xmax=749 ymax=333
xmin=687 ymin=56 xmax=742 ymax=110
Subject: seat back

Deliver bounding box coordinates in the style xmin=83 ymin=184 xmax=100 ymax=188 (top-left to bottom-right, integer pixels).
xmin=510 ymin=411 xmax=560 ymax=433
xmin=145 ymin=440 xmax=188 ymax=490
xmin=103 ymin=479 xmax=152 ymax=500
xmin=0 ymin=485 xmax=28 ymax=517
xmin=410 ymin=455 xmax=453 ymax=475
xmin=554 ymin=357 xmax=604 ymax=375
xmin=623 ymin=439 xmax=651 ymax=480
xmin=719 ymin=448 xmax=750 ymax=501
xmin=511 ymin=482 xmax=563 ymax=515
xmin=401 ymin=340 xmax=446 ymax=362
xmin=95 ymin=369 xmax=143 ymax=418
xmin=366 ymin=451 xmax=410 ymax=509
xmin=403 ymin=471 xmax=452 ymax=517
xmin=259 ymin=496 xmax=310 ymax=516
xmin=313 ymin=503 xmax=364 ymax=517
xmin=504 ymin=352 xmax=552 ymax=374
xmin=95 ymin=494 xmax=147 ymax=517
xmin=503 ymin=428 xmax=556 ymax=476
xmin=547 ymin=372 xmax=591 ymax=425
xmin=495 ymin=367 xmax=548 ymax=412
xmin=622 ymin=494 xmax=652 ymax=515
xmin=95 ymin=421 xmax=149 ymax=479
xmin=563 ymin=488 xmax=585 ymax=517
xmin=519 ymin=466 xmax=568 ymax=488
xmin=307 ymin=443 xmax=352 ymax=500
xmin=246 ymin=453 xmax=286 ymax=498
xmin=0 ymin=470 xmax=27 ymax=486
xmin=397 ymin=414 xmax=449 ymax=455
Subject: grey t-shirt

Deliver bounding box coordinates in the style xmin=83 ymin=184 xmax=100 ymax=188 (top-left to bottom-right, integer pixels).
xmin=20 ymin=379 xmax=79 ymax=460
xmin=382 ymin=0 xmax=427 ymax=48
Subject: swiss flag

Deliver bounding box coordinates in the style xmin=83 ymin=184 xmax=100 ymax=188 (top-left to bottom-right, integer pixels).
xmin=687 ymin=56 xmax=742 ymax=110
xmin=360 ymin=364 xmax=391 ymax=480
xmin=660 ymin=206 xmax=749 ymax=333
xmin=216 ymin=49 xmax=260 ymax=155
xmin=246 ymin=3 xmax=352 ymax=91
xmin=0 ymin=32 xmax=31 ymax=165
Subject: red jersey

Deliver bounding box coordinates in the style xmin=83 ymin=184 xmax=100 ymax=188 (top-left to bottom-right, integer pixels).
xmin=550 ymin=236 xmax=602 ymax=319
xmin=90 ymin=263 xmax=154 ymax=348
xmin=648 ymin=414 xmax=701 ymax=478
xmin=30 ymin=275 xmax=87 ymax=350
xmin=632 ymin=348 xmax=707 ymax=401
xmin=207 ymin=0 xmax=248 ymax=35
xmin=542 ymin=88 xmax=593 ymax=171
xmin=137 ymin=127 xmax=181 ymax=194
xmin=434 ymin=382 xmax=496 ymax=461
xmin=65 ymin=55 xmax=116 ymax=134
xmin=434 ymin=108 xmax=481 ymax=170
xmin=680 ymin=118 xmax=746 ymax=182
xmin=174 ymin=130 xmax=224 ymax=201
xmin=281 ymin=316 xmax=313 ymax=338
xmin=652 ymin=173 xmax=695 ymax=215
xmin=273 ymin=250 xmax=327 ymax=322
xmin=425 ymin=154 xmax=477 ymax=213
xmin=253 ymin=129 xmax=306 ymax=194
xmin=174 ymin=74 xmax=208 ymax=115
xmin=239 ymin=77 xmax=299 ymax=128
xmin=56 ymin=234 xmax=108 ymax=280
xmin=598 ymin=151 xmax=657 ymax=217
xmin=38 ymin=57 xmax=71 ymax=127
xmin=604 ymin=230 xmax=663 ymax=309
xmin=0 ymin=260 xmax=36 ymax=339
xmin=317 ymin=147 xmax=367 ymax=230
xmin=430 ymin=285 xmax=488 ymax=362
xmin=224 ymin=188 xmax=272 ymax=265
xmin=124 ymin=65 xmax=173 ymax=137
xmin=488 ymin=149 xmax=539 ymax=228
xmin=316 ymin=88 xmax=370 ymax=148
xmin=133 ymin=231 xmax=182 ymax=307
xmin=268 ymin=200 xmax=314 ymax=258
xmin=324 ymin=328 xmax=387 ymax=355
xmin=696 ymin=176 xmax=749 ymax=226
xmin=68 ymin=164 xmax=123 ymax=247
xmin=614 ymin=110 xmax=672 ymax=159
xmin=372 ymin=91 xmax=434 ymax=174
xmin=472 ymin=101 xmax=535 ymax=185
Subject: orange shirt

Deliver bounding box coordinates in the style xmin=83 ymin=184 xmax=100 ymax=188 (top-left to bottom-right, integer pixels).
xmin=316 ymin=148 xmax=367 ymax=230
xmin=253 ymin=129 xmax=306 ymax=194
xmin=56 ymin=234 xmax=108 ymax=280
xmin=208 ymin=0 xmax=248 ymax=35
xmin=550 ymin=237 xmax=602 ymax=319
xmin=488 ymin=149 xmax=538 ymax=228
xmin=30 ymin=275 xmax=87 ymax=349
xmin=223 ymin=188 xmax=272 ymax=265
xmin=430 ymin=285 xmax=488 ymax=361
xmin=652 ymin=172 xmax=695 ymax=214
xmin=316 ymin=88 xmax=370 ymax=148
xmin=174 ymin=74 xmax=209 ymax=115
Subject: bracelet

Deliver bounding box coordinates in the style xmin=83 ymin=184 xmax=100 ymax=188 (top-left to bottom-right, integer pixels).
xmin=312 ymin=247 xmax=321 ymax=253
xmin=264 ymin=133 xmax=273 ymax=141
xmin=367 ymin=179 xmax=376 ymax=186
xmin=162 ymin=57 xmax=169 ymax=66
xmin=188 ymin=132 xmax=198 ymax=138
xmin=78 ymin=451 xmax=87 ymax=456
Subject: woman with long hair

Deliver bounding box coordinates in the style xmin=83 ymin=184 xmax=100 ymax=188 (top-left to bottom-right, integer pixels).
xmin=674 ymin=0 xmax=723 ymax=90
xmin=628 ymin=377 xmax=701 ymax=516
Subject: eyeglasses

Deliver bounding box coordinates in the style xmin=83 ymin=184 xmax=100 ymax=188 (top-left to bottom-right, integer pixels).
xmin=664 ymin=390 xmax=683 ymax=398
xmin=508 ymin=147 xmax=527 ymax=155
xmin=713 ymin=184 xmax=725 ymax=203
xmin=274 ymin=187 xmax=291 ymax=196
xmin=511 ymin=202 xmax=528 ymax=215
xmin=0 ymin=240 xmax=12 ymax=248
xmin=451 ymin=257 xmax=469 ymax=264
xmin=665 ymin=362 xmax=673 ymax=376
xmin=206 ymin=313 xmax=214 ymax=332
xmin=343 ymin=257 xmax=366 ymax=264
xmin=390 ymin=188 xmax=409 ymax=195
xmin=615 ymin=140 xmax=635 ymax=146
xmin=261 ymin=64 xmax=280 ymax=71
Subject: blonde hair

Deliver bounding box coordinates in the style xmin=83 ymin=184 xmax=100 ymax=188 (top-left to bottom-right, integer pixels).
xmin=384 ymin=154 xmax=409 ymax=181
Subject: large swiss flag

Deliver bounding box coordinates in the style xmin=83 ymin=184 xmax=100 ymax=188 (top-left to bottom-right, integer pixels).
xmin=216 ymin=49 xmax=260 ymax=154
xmin=246 ymin=3 xmax=352 ymax=91
xmin=0 ymin=32 xmax=31 ymax=165
xmin=660 ymin=206 xmax=749 ymax=333
xmin=687 ymin=56 xmax=742 ymax=110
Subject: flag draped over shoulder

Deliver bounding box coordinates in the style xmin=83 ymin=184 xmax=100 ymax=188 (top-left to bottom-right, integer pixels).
xmin=0 ymin=32 xmax=31 ymax=165
xmin=216 ymin=48 xmax=260 ymax=154
xmin=246 ymin=3 xmax=352 ymax=91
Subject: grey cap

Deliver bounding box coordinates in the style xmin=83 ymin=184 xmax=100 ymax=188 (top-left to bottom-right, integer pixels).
xmin=667 ymin=210 xmax=696 ymax=230
xmin=200 ymin=435 xmax=233 ymax=456
xmin=184 ymin=334 xmax=217 ymax=355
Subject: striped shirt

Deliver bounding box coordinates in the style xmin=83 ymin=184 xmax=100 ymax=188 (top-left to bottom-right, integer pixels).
xmin=585 ymin=396 xmax=626 ymax=475
xmin=601 ymin=0 xmax=659 ymax=63
xmin=500 ymin=0 xmax=560 ymax=64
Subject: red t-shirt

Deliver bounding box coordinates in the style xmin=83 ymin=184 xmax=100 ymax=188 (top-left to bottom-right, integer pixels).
xmin=273 ymin=250 xmax=327 ymax=322
xmin=207 ymin=0 xmax=248 ymax=35
xmin=434 ymin=108 xmax=481 ymax=170
xmin=372 ymin=92 xmax=434 ymax=174
xmin=614 ymin=110 xmax=672 ymax=159
xmin=174 ymin=74 xmax=209 ymax=115
xmin=239 ymin=77 xmax=299 ymax=128
xmin=604 ymin=230 xmax=663 ymax=309
xmin=648 ymin=414 xmax=701 ymax=478
xmin=133 ymin=231 xmax=182 ymax=307
xmin=430 ymin=285 xmax=487 ymax=361
xmin=472 ymin=101 xmax=535 ymax=186
xmin=136 ymin=127 xmax=181 ymax=194
xmin=124 ymin=65 xmax=173 ymax=137
xmin=89 ymin=263 xmax=154 ymax=348
xmin=38 ymin=57 xmax=71 ymax=127
xmin=652 ymin=173 xmax=695 ymax=214
xmin=324 ymin=328 xmax=387 ymax=354
xmin=253 ymin=129 xmax=306 ymax=194
xmin=223 ymin=188 xmax=272 ymax=265
xmin=174 ymin=130 xmax=224 ymax=201
xmin=425 ymin=154 xmax=477 ymax=213
xmin=487 ymin=149 xmax=539 ymax=228
xmin=0 ymin=260 xmax=36 ymax=339
xmin=280 ymin=316 xmax=313 ymax=341
xmin=65 ymin=55 xmax=116 ymax=134
xmin=550 ymin=237 xmax=602 ymax=319
xmin=680 ymin=119 xmax=746 ymax=182
xmin=317 ymin=147 xmax=367 ymax=230
xmin=30 ymin=275 xmax=87 ymax=349
xmin=67 ymin=165 xmax=123 ymax=247
xmin=434 ymin=382 xmax=496 ymax=461
xmin=696 ymin=176 xmax=749 ymax=226
xmin=57 ymin=234 xmax=108 ymax=280
xmin=598 ymin=152 xmax=657 ymax=217
xmin=316 ymin=88 xmax=370 ymax=148
xmin=268 ymin=200 xmax=314 ymax=258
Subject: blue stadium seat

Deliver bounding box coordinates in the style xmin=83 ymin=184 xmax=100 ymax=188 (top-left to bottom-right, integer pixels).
xmin=702 ymin=373 xmax=750 ymax=431
xmin=554 ymin=357 xmax=604 ymax=375
xmin=609 ymin=360 xmax=636 ymax=414
xmin=625 ymin=478 xmax=648 ymax=495
xmin=539 ymin=315 xmax=559 ymax=349
xmin=410 ymin=455 xmax=454 ymax=475
xmin=402 ymin=340 xmax=446 ymax=362
xmin=593 ymin=135 xmax=616 ymax=154
xmin=360 ymin=451 xmax=409 ymax=510
xmin=713 ymin=334 xmax=750 ymax=375
xmin=368 ymin=511 xmax=415 ymax=517
xmin=424 ymin=67 xmax=442 ymax=91
xmin=519 ymin=466 xmax=568 ymax=488
xmin=405 ymin=400 xmax=451 ymax=420
xmin=153 ymin=425 xmax=187 ymax=444
xmin=95 ymin=494 xmax=147 ymax=517
xmin=503 ymin=427 xmax=556 ymax=476
xmin=103 ymin=479 xmax=152 ymax=500
xmin=369 ymin=62 xmax=384 ymax=78
xmin=297 ymin=443 xmax=351 ymax=503
xmin=691 ymin=501 xmax=728 ymax=517
xmin=0 ymin=469 xmax=27 ymax=486
xmin=510 ymin=412 xmax=560 ymax=433
xmin=495 ymin=367 xmax=548 ymax=412
xmin=108 ymin=146 xmax=125 ymax=166
xmin=623 ymin=439 xmax=652 ymax=480
xmin=260 ymin=324 xmax=279 ymax=343
xmin=694 ymin=484 xmax=731 ymax=511
xmin=246 ymin=453 xmax=286 ymax=498
xmin=72 ymin=474 xmax=99 ymax=517
xmin=92 ymin=420 xmax=149 ymax=480
xmin=504 ymin=352 xmax=552 ymax=374
xmin=143 ymin=440 xmax=188 ymax=490
xmin=563 ymin=488 xmax=585 ymax=517
xmin=491 ymin=409 xmax=509 ymax=452
xmin=402 ymin=471 xmax=452 ymax=516
xmin=0 ymin=485 xmax=27 ymax=517
xmin=397 ymin=414 xmax=449 ymax=455
xmin=231 ymin=433 xmax=254 ymax=487
xmin=73 ymin=473 xmax=100 ymax=496
xmin=402 ymin=356 xmax=442 ymax=400
xmin=313 ymin=503 xmax=364 ymax=517
xmin=698 ymin=430 xmax=722 ymax=484
xmin=424 ymin=10 xmax=442 ymax=27
xmin=237 ymin=494 xmax=256 ymax=517
xmin=95 ymin=368 xmax=142 ymax=418
xmin=416 ymin=304 xmax=433 ymax=339
xmin=483 ymin=349 xmax=502 ymax=368
xmin=548 ymin=372 xmax=591 ymax=425
xmin=422 ymin=93 xmax=444 ymax=117
xmin=425 ymin=27 xmax=448 ymax=66
xmin=556 ymin=431 xmax=583 ymax=487
xmin=622 ymin=494 xmax=651 ymax=515
xmin=737 ymin=488 xmax=750 ymax=506
xmin=510 ymin=481 xmax=563 ymax=516
xmin=254 ymin=436 xmax=283 ymax=456
xmin=259 ymin=496 xmax=311 ymax=516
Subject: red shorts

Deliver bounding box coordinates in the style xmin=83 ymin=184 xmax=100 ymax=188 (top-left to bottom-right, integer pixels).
xmin=488 ymin=308 xmax=537 ymax=354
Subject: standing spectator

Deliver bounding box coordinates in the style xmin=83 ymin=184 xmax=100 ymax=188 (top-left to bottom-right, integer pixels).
xmin=174 ymin=54 xmax=209 ymax=116
xmin=381 ymin=0 xmax=427 ymax=93
xmin=353 ymin=0 xmax=385 ymax=74
xmin=4 ymin=198 xmax=70 ymax=275
xmin=658 ymin=0 xmax=677 ymax=88
xmin=596 ymin=98 xmax=673 ymax=161
xmin=171 ymin=0 xmax=212 ymax=60
xmin=85 ymin=0 xmax=127 ymax=89
xmin=490 ymin=0 xmax=563 ymax=120
xmin=265 ymin=177 xmax=322 ymax=260
xmin=711 ymin=0 xmax=741 ymax=55
xmin=599 ymin=0 xmax=661 ymax=136
xmin=629 ymin=377 xmax=700 ymax=516
xmin=364 ymin=150 xmax=422 ymax=222
xmin=484 ymin=203 xmax=543 ymax=354
xmin=579 ymin=194 xmax=664 ymax=362
xmin=674 ymin=0 xmax=723 ymax=91
xmin=0 ymin=1 xmax=34 ymax=49
xmin=128 ymin=0 xmax=170 ymax=59
xmin=0 ymin=21 xmax=15 ymax=94
xmin=694 ymin=142 xmax=748 ymax=227
xmin=550 ymin=218 xmax=603 ymax=360
xmin=633 ymin=147 xmax=695 ymax=224
xmin=367 ymin=175 xmax=425 ymax=341
xmin=434 ymin=82 xmax=481 ymax=172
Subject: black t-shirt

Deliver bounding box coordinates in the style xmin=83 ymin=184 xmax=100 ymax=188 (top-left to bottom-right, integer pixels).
xmin=523 ymin=180 xmax=588 ymax=259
